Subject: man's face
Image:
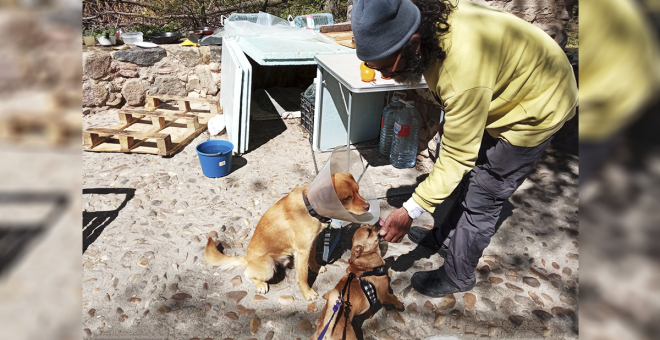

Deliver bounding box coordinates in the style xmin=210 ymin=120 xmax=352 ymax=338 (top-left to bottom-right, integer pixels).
xmin=364 ymin=36 xmax=426 ymax=86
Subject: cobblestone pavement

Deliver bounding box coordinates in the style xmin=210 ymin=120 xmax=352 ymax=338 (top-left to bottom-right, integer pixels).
xmin=83 ymin=111 xmax=579 ymax=340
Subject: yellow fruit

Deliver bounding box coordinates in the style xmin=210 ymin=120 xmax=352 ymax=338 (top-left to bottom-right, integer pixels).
xmin=361 ymin=67 xmax=376 ymax=82
xmin=360 ymin=62 xmax=368 ymax=71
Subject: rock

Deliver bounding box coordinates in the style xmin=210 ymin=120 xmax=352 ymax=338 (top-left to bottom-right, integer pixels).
xmin=158 ymin=305 xmax=171 ymax=314
xmin=541 ymin=293 xmax=554 ymax=302
xmin=196 ymin=65 xmax=218 ymax=95
xmin=489 ymin=277 xmax=503 ymax=284
xmin=143 ymin=310 xmax=150 ymax=316
xmin=481 ymin=297 xmax=497 ymax=311
xmin=265 ymin=330 xmax=275 ymax=340
xmin=464 ymin=293 xmax=476 ymax=311
xmin=172 ymin=293 xmax=192 ymax=300
xmin=169 ymin=283 xmax=178 ymax=291
xmin=237 ymin=304 xmax=256 ymax=316
xmin=526 ymin=236 xmax=535 ymax=243
xmin=528 ymin=292 xmax=544 ymax=307
xmin=391 ymin=279 xmax=402 ymax=286
xmin=552 ymin=262 xmax=560 ymax=269
xmin=307 ymin=302 xmax=317 ymax=312
xmin=505 ymin=269 xmax=519 ymax=282
xmin=433 ymin=314 xmax=445 ymax=328
xmin=210 ymin=63 xmax=220 ymax=72
xmin=157 ymin=65 xmax=173 ymax=74
xmin=171 ymin=47 xmax=202 ymax=67
xmin=407 ymin=302 xmax=417 ymax=313
xmin=562 ymin=267 xmax=572 ymax=276
xmin=551 ymin=306 xmax=575 ymax=316
xmin=566 ymin=253 xmax=579 ymax=260
xmin=150 ymin=76 xmax=187 ymax=96
xmin=559 ymin=293 xmax=577 ymax=306
xmin=376 ymin=330 xmax=395 ymax=340
xmin=187 ymin=74 xmax=202 ymax=92
xmin=508 ymin=315 xmax=525 ymax=327
xmin=279 ymin=295 xmax=294 ymax=305
xmin=505 ymin=283 xmax=524 ymax=293
xmin=113 ymin=47 xmax=167 ymax=66
xmin=116 ymin=307 xmax=124 ymax=314
xmin=128 ymin=297 xmax=141 ymax=304
xmin=298 ymin=319 xmax=313 ymax=332
xmin=84 ymin=328 xmax=92 ymax=336
xmin=573 ymin=241 xmax=579 ymax=248
xmin=82 ymin=81 xmax=108 ymax=107
xmin=532 ymin=310 xmax=554 ymax=322
xmin=205 ymin=303 xmax=211 ymax=310
xmin=203 ymin=283 xmax=208 ymax=290
xmin=423 ymin=300 xmax=434 ymax=310
xmin=391 ymin=310 xmax=405 ymax=324
xmin=231 ymin=276 xmax=242 ymax=287
xmin=500 ymin=297 xmax=516 ymax=312
xmin=119 ymin=314 xmax=128 ymax=322
xmin=253 ymin=295 xmax=268 ymax=302
xmin=523 ymin=276 xmax=541 ymax=288
xmin=210 ymin=46 xmax=222 ymax=63
xmin=541 ymin=259 xmax=545 ymax=266
xmin=250 ymin=317 xmax=261 ymax=334
xmin=118 ymin=68 xmax=138 ymax=78
xmin=200 ymin=46 xmax=211 ymax=64
xmin=88 ymin=308 xmax=96 ymax=317
xmin=121 ymin=79 xmax=149 ymax=106
xmin=225 ymin=312 xmax=239 ymax=321
xmin=84 ymin=53 xmax=111 ymax=79
xmin=226 ymin=291 xmax=248 ymax=304
xmin=530 ymin=268 xmax=549 ymax=281
xmin=436 ymin=294 xmax=456 ymax=310
xmin=516 ymin=295 xmax=536 ymax=308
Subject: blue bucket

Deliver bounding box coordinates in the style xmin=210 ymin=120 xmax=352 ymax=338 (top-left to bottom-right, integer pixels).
xmin=196 ymin=139 xmax=234 ymax=178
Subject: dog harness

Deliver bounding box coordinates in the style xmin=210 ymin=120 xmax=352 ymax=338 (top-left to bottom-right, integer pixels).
xmin=358 ymin=266 xmax=388 ymax=307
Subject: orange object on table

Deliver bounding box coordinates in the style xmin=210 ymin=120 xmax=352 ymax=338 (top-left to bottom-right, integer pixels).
xmin=361 ymin=65 xmax=376 ymax=82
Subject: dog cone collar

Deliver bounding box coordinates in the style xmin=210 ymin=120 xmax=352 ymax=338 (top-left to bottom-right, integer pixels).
xmin=307 ymin=146 xmax=380 ymax=224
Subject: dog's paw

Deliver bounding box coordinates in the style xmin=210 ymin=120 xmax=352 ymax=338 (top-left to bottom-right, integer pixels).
xmin=317 ymin=265 xmax=327 ymax=274
xmin=302 ymin=288 xmax=319 ymax=301
xmin=255 ymin=282 xmax=269 ymax=294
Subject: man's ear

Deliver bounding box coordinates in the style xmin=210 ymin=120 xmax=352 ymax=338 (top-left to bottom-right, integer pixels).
xmin=411 ymin=33 xmax=421 ymax=53
xmin=349 ymin=245 xmax=364 ymax=264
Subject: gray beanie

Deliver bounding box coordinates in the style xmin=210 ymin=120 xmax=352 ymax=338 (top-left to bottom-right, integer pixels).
xmin=352 ymin=0 xmax=421 ymax=62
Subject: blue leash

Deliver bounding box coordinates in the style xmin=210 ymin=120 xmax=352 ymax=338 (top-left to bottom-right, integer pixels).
xmin=322 ymin=219 xmax=342 ymax=262
xmin=317 ymin=273 xmax=355 ymax=340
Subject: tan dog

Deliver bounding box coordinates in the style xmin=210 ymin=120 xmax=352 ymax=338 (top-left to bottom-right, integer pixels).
xmin=205 ymin=173 xmax=370 ymax=301
xmin=312 ymin=224 xmax=404 ymax=340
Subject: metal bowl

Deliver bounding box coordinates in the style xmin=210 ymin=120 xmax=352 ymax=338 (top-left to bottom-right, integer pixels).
xmin=193 ymin=27 xmax=216 ymax=35
xmin=146 ymin=32 xmax=181 ymax=44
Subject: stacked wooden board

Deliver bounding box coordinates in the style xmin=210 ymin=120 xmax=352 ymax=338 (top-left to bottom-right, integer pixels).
xmin=83 ymin=95 xmax=221 ymax=156
xmin=320 ymin=23 xmax=355 ymax=49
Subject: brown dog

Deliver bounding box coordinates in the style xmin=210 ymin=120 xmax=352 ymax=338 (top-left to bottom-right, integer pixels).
xmin=312 ymin=224 xmax=404 ymax=340
xmin=204 ymin=173 xmax=370 ymax=301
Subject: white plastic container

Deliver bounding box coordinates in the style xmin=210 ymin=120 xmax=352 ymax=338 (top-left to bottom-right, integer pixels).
xmin=120 ymin=32 xmax=143 ymax=45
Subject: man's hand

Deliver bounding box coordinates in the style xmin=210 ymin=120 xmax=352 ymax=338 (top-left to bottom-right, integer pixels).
xmin=380 ymin=207 xmax=413 ymax=243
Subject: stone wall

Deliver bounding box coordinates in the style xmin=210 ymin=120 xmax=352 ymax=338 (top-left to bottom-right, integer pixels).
xmin=82 ymin=45 xmax=222 ymax=115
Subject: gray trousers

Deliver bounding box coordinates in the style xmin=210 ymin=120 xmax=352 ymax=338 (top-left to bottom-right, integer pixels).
xmin=434 ymin=132 xmax=554 ymax=290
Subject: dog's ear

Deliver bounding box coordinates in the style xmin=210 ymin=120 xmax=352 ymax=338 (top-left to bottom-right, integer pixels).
xmin=349 ymin=245 xmax=363 ymax=264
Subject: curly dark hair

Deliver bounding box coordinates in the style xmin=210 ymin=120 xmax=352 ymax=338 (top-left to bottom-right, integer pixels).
xmin=391 ymin=0 xmax=455 ymax=85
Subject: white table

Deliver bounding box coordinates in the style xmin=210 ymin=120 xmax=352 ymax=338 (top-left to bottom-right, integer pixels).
xmin=312 ymin=53 xmax=428 ymax=152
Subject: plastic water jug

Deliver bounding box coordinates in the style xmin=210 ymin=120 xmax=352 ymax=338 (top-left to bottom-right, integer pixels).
xmin=390 ymin=101 xmax=422 ymax=168
xmin=378 ymin=96 xmax=405 ymax=157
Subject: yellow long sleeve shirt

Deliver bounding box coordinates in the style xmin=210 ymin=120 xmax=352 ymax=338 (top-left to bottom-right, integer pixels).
xmin=412 ymin=0 xmax=578 ymax=213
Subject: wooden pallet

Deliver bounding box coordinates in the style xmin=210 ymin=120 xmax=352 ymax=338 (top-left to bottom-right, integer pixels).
xmin=83 ymin=95 xmax=221 ymax=156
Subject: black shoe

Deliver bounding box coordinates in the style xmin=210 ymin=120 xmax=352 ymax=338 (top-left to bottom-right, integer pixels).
xmin=411 ymin=266 xmax=474 ymax=298
xmin=407 ymin=226 xmax=447 ymax=258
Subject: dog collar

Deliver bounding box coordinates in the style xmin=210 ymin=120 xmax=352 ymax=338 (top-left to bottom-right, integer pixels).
xmin=302 ymin=192 xmax=332 ymax=223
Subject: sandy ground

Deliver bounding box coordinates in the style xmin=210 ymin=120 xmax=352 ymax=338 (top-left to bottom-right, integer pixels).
xmin=82 ymin=112 xmax=579 ymax=340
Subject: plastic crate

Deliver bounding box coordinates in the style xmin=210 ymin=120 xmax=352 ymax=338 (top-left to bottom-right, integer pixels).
xmin=300 ymin=93 xmax=314 ymax=143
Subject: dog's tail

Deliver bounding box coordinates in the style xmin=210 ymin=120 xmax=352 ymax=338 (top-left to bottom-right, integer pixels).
xmin=204 ymin=237 xmax=247 ymax=270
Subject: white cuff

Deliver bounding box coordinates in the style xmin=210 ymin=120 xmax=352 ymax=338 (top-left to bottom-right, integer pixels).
xmin=403 ymin=197 xmax=427 ymax=220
